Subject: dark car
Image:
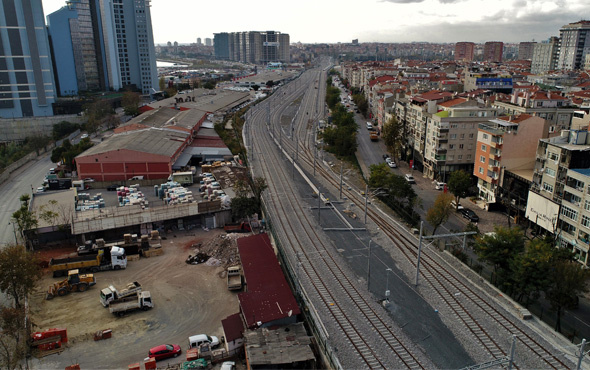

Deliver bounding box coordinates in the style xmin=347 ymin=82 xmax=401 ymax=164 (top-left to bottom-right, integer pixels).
xmin=382 ymin=154 xmax=390 ymax=160
xmin=106 ymin=184 xmax=118 ymax=191
xmin=148 ymin=344 xmax=181 ymax=361
xmin=459 ymin=208 xmax=479 ymax=222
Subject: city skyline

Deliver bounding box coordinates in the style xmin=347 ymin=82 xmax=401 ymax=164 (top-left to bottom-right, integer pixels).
xmin=41 ymin=0 xmax=589 ymax=45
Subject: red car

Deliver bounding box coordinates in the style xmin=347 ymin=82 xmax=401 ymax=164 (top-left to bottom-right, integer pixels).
xmin=148 ymin=344 xmax=181 ymax=361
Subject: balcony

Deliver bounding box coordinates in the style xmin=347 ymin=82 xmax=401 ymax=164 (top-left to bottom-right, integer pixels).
xmin=489 ymin=152 xmax=501 ymax=161
xmin=490 ymin=141 xmax=503 ymax=149
xmin=436 ymin=147 xmax=447 ymax=153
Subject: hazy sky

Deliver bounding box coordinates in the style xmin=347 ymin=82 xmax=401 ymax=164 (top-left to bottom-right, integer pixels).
xmin=41 ymin=0 xmax=589 ymax=44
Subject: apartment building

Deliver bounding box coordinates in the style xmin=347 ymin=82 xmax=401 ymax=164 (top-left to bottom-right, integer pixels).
xmin=455 ymin=42 xmax=475 ymax=61
xmin=483 ymin=42 xmax=504 ymax=62
xmin=424 ymin=100 xmax=499 ymax=181
xmin=493 ymin=91 xmax=576 ymax=135
xmin=531 ymin=37 xmax=559 ymax=74
xmin=0 ymin=0 xmax=56 ymax=118
xmin=474 ymin=115 xmax=548 ymax=207
xmin=556 ymin=168 xmax=590 ymax=266
xmin=463 ymin=68 xmax=512 ymax=93
xmin=518 ymin=42 xmax=536 ymax=60
xmin=557 ymin=21 xmax=590 ymax=71
xmin=216 ymin=31 xmax=289 ymax=64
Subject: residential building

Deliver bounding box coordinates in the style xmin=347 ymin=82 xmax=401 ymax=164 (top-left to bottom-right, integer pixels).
xmin=0 ymin=0 xmax=56 ymax=118
xmin=214 ymin=31 xmax=289 ymax=64
xmin=205 ymin=38 xmax=212 ymax=46
xmin=556 ymin=168 xmax=590 ymax=266
xmin=531 ymin=37 xmax=559 ymax=74
xmin=196 ymin=37 xmax=202 ymax=45
xmin=493 ymin=91 xmax=576 ymax=135
xmin=424 ymin=99 xmax=499 ymax=181
xmin=518 ymin=42 xmax=536 ymax=60
xmin=483 ymin=42 xmax=503 ymax=62
xmin=557 ymin=21 xmax=590 ymax=71
xmin=474 ymin=115 xmax=548 ymax=207
xmin=455 ymin=42 xmax=475 ymax=62
xmin=47 ymin=0 xmax=103 ymax=96
xmin=463 ymin=68 xmax=512 ymax=93
xmin=214 ymin=32 xmax=230 ymax=60
xmin=94 ymin=0 xmax=158 ymax=94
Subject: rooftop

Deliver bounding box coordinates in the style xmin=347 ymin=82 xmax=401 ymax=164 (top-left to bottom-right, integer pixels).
xmin=244 ymin=323 xmax=315 ymax=367
xmin=571 ymin=168 xmax=590 ymax=177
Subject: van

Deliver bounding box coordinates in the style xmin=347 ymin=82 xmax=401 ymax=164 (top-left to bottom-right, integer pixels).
xmin=366 ymin=122 xmax=373 ymax=130
xmin=435 ymin=182 xmax=446 ymax=190
xmin=188 ymin=334 xmax=220 ymax=349
xmin=405 ymin=174 xmax=415 ymax=184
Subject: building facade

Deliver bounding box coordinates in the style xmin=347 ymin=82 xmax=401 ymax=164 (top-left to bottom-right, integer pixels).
xmin=215 ymin=31 xmax=289 ymax=64
xmin=214 ymin=33 xmax=230 ymax=60
xmin=483 ymin=42 xmax=503 ymax=62
xmin=518 ymin=42 xmax=536 ymax=60
xmin=454 ymin=42 xmax=475 ymax=61
xmin=531 ymin=37 xmax=560 ymax=74
xmin=557 ymin=21 xmax=590 ymax=71
xmin=463 ymin=68 xmax=512 ymax=93
xmin=0 ymin=0 xmax=56 ymax=118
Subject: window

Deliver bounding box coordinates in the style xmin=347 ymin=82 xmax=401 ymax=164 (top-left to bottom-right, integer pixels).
xmin=479 ymin=167 xmax=484 ymax=174
xmin=469 ymin=133 xmax=474 ymax=138
xmin=582 ymin=215 xmax=590 ymax=229
xmin=481 ymin=145 xmax=486 ymax=152
xmin=459 ymin=144 xmax=464 ymax=149
xmin=548 ymin=152 xmax=559 ymax=161
xmin=562 ymin=222 xmax=577 ymax=235
xmin=467 ymin=154 xmax=472 ymax=159
xmin=480 ymin=155 xmax=486 ymax=163
xmin=460 ymin=134 xmax=465 ymax=139
xmin=585 ymin=200 xmax=590 ymax=211
xmin=561 ymin=205 xmax=578 ymax=221
xmin=449 ymin=144 xmax=455 ymax=149
xmin=483 ymin=133 xmax=489 ymax=140
xmin=545 ymin=168 xmax=556 ymax=177
xmin=458 ymin=155 xmax=463 ymax=160
xmin=450 ymin=134 xmax=457 ymax=139
xmin=450 ymin=123 xmax=458 ymax=128
xmin=543 ymin=182 xmax=554 ymax=193
xmin=448 ymin=155 xmax=454 ymax=160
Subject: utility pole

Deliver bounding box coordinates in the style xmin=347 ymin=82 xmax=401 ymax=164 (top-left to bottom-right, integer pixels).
xmin=367 ymin=240 xmax=372 ymax=291
xmin=577 ymin=338 xmax=587 ymax=370
xmin=339 ymin=163 xmax=343 ymax=200
xmin=318 ymin=191 xmax=321 ymax=225
xmin=415 ymin=221 xmax=424 ymax=286
xmin=364 ymin=185 xmax=368 ymax=224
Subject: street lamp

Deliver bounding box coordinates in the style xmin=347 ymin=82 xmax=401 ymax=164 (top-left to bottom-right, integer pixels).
xmin=367 ymin=240 xmax=372 ymax=291
xmin=385 ymin=268 xmax=392 ymax=303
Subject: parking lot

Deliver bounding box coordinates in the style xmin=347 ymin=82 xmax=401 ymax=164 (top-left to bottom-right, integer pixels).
xmin=31 ymin=228 xmax=240 ymax=369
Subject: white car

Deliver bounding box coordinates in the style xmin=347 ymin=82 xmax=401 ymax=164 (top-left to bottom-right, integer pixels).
xmin=188 ymin=334 xmax=220 ymax=349
xmin=221 ymin=362 xmax=235 ymax=370
xmin=405 ymin=174 xmax=415 ymax=184
xmin=387 ymin=159 xmax=397 ymax=168
xmin=36 ymin=187 xmax=46 ymax=193
xmin=80 ymin=134 xmax=88 ymax=139
xmin=435 ymin=181 xmax=446 ymax=190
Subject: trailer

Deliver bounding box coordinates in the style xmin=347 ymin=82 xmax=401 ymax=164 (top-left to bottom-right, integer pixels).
xmin=49 ymin=247 xmax=127 ymax=277
xmin=100 ymin=281 xmax=142 ymax=307
xmin=171 ymin=171 xmax=193 ymax=186
xmin=109 ymin=291 xmax=153 ymax=316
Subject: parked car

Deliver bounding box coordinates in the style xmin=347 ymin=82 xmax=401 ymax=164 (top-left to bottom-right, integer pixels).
xmin=404 ymin=174 xmax=415 ymax=184
xmin=80 ymin=134 xmax=88 ymax=139
xmin=36 ymin=187 xmax=46 ymax=193
xmin=387 ymin=160 xmax=397 ymax=168
xmin=459 ymin=208 xmax=479 ymax=222
xmin=221 ymin=362 xmax=236 ymax=370
xmin=148 ymin=344 xmax=181 ymax=361
xmin=383 ymin=154 xmax=390 ymax=160
xmin=106 ymin=184 xmax=118 ymax=191
xmin=435 ymin=182 xmax=446 ymax=190
xmin=366 ymin=122 xmax=373 ymax=130
xmin=83 ymin=178 xmax=95 ymax=182
xmin=188 ymin=334 xmax=220 ymax=349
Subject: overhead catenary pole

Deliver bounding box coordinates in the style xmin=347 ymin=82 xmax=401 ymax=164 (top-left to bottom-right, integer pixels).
xmin=367 ymin=240 xmax=372 ymax=291
xmin=577 ymin=338 xmax=586 ymax=370
xmin=414 ymin=221 xmax=424 ymax=286
xmin=364 ymin=185 xmax=368 ymax=224
xmin=508 ymin=335 xmax=516 ymax=370
xmin=339 ymin=162 xmax=343 ymax=200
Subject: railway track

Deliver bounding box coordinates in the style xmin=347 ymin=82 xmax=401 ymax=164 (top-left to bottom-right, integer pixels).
xmin=264 ymin=65 xmax=573 ymax=368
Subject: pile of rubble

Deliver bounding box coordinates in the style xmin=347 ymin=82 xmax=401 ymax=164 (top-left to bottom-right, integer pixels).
xmin=185 ymin=233 xmax=243 ymax=267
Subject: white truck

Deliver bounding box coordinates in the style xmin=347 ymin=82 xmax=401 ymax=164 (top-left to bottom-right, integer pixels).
xmin=100 ymin=281 xmax=142 ymax=307
xmin=227 ymin=265 xmax=242 ymax=291
xmin=109 ymin=291 xmax=153 ymax=316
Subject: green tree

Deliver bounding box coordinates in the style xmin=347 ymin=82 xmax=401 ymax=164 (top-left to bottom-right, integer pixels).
xmin=545 ymin=260 xmax=590 ymax=332
xmin=159 ymin=76 xmax=166 ymax=91
xmin=11 ymin=195 xmax=37 ymax=246
xmin=426 ymin=192 xmax=454 ymax=235
xmin=230 ymin=197 xmax=259 ymax=219
xmin=0 ymin=245 xmax=42 ymax=309
xmin=85 ymin=99 xmax=114 ymax=134
xmin=52 ymin=121 xmax=81 ymax=141
xmin=381 ymin=116 xmax=403 ymax=160
xmin=203 ymin=81 xmax=216 ymax=89
xmin=0 ymin=306 xmax=27 ymax=370
xmin=474 ymin=226 xmax=525 ymax=286
xmin=252 ymin=177 xmax=267 ymax=204
xmin=122 ymin=91 xmax=140 ymax=117
xmin=508 ymin=238 xmax=554 ymax=306
xmin=447 ymin=170 xmax=471 ymax=210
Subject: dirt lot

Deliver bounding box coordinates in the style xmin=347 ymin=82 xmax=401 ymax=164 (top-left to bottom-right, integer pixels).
xmin=30 ymin=228 xmax=243 ymax=369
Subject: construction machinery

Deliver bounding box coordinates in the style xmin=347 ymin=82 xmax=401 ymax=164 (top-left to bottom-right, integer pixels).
xmin=46 ymin=269 xmax=96 ymax=300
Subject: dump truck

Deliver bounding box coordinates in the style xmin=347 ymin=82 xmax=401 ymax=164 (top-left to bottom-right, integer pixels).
xmin=223 ymin=222 xmax=251 ymax=233
xmin=46 ymin=269 xmax=96 ymax=300
xmin=370 ymin=131 xmax=378 ymax=141
xmin=109 ymin=291 xmax=153 ymax=316
xmin=100 ymin=281 xmax=142 ymax=307
xmin=49 ymin=246 xmax=127 ymax=277
xmin=227 ymin=265 xmax=242 ymax=291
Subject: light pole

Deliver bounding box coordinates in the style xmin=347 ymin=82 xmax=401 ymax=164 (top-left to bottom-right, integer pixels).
xmin=385 ymin=268 xmax=392 ymax=302
xmin=367 ymin=240 xmax=372 ymax=291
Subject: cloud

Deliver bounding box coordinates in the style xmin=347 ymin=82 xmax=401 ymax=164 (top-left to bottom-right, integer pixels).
xmin=513 ymin=0 xmax=527 ymax=7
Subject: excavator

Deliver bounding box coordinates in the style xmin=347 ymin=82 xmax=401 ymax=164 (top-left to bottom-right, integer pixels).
xmin=46 ymin=269 xmax=96 ymax=300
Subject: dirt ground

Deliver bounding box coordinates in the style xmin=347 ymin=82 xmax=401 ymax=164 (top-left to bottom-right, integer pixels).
xmin=29 ymin=228 xmax=245 ymax=369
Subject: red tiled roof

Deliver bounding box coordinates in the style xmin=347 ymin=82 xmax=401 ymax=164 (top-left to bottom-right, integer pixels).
xmin=222 ymin=313 xmax=244 ymax=342
xmin=138 ymin=105 xmax=154 ymax=114
xmin=190 ymin=136 xmax=227 ymax=148
xmin=498 ymin=114 xmax=534 ymax=123
xmin=438 ymin=98 xmax=467 ymax=108
xmin=419 ymin=90 xmax=453 ymax=101
xmin=530 ymin=91 xmax=567 ymax=100
xmin=238 ymin=234 xmax=300 ymax=329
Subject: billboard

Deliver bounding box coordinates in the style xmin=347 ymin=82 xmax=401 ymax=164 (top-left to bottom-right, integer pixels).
xmin=525 ymin=191 xmax=560 ymax=232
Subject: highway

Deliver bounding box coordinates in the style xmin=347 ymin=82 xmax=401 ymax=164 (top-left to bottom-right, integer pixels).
xmin=246 ymin=59 xmax=577 ymax=369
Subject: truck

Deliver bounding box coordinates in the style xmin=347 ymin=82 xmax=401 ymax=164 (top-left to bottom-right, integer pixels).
xmin=109 ymin=291 xmax=153 ymax=316
xmin=223 ymin=222 xmax=251 ymax=233
xmin=227 ymin=265 xmax=242 ymax=291
xmin=100 ymin=281 xmax=142 ymax=307
xmin=171 ymin=171 xmax=193 ymax=186
xmin=370 ymin=131 xmax=379 ymax=141
xmin=49 ymin=246 xmax=127 ymax=277
xmin=48 ymin=178 xmax=72 ymax=190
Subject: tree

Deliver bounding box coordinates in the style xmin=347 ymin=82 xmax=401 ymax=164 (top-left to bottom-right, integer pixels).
xmin=122 ymin=91 xmax=141 ymax=117
xmin=381 ymin=116 xmax=403 ymax=160
xmin=85 ymin=99 xmax=114 ymax=134
xmin=0 ymin=306 xmax=27 ymax=370
xmin=0 ymin=245 xmax=42 ymax=309
xmin=52 ymin=121 xmax=81 ymax=141
xmin=508 ymin=238 xmax=554 ymax=306
xmin=203 ymin=81 xmax=216 ymax=89
xmin=252 ymin=177 xmax=267 ymax=204
xmin=251 ymin=85 xmax=260 ymax=91
xmin=426 ymin=192 xmax=454 ymax=235
xmin=447 ymin=170 xmax=471 ymax=210
xmin=39 ymin=200 xmax=60 ymax=232
xmin=159 ymin=76 xmax=166 ymax=91
xmin=12 ymin=195 xmax=37 ymax=245
xmin=230 ymin=197 xmax=259 ymax=219
xmin=545 ymin=260 xmax=589 ymax=332
xmin=474 ymin=226 xmax=525 ymax=286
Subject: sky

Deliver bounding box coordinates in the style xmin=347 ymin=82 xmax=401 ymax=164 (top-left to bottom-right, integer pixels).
xmin=41 ymin=0 xmax=589 ymax=45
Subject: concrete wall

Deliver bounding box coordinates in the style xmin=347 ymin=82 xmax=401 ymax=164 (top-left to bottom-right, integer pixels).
xmin=0 ymin=115 xmax=84 ymax=142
